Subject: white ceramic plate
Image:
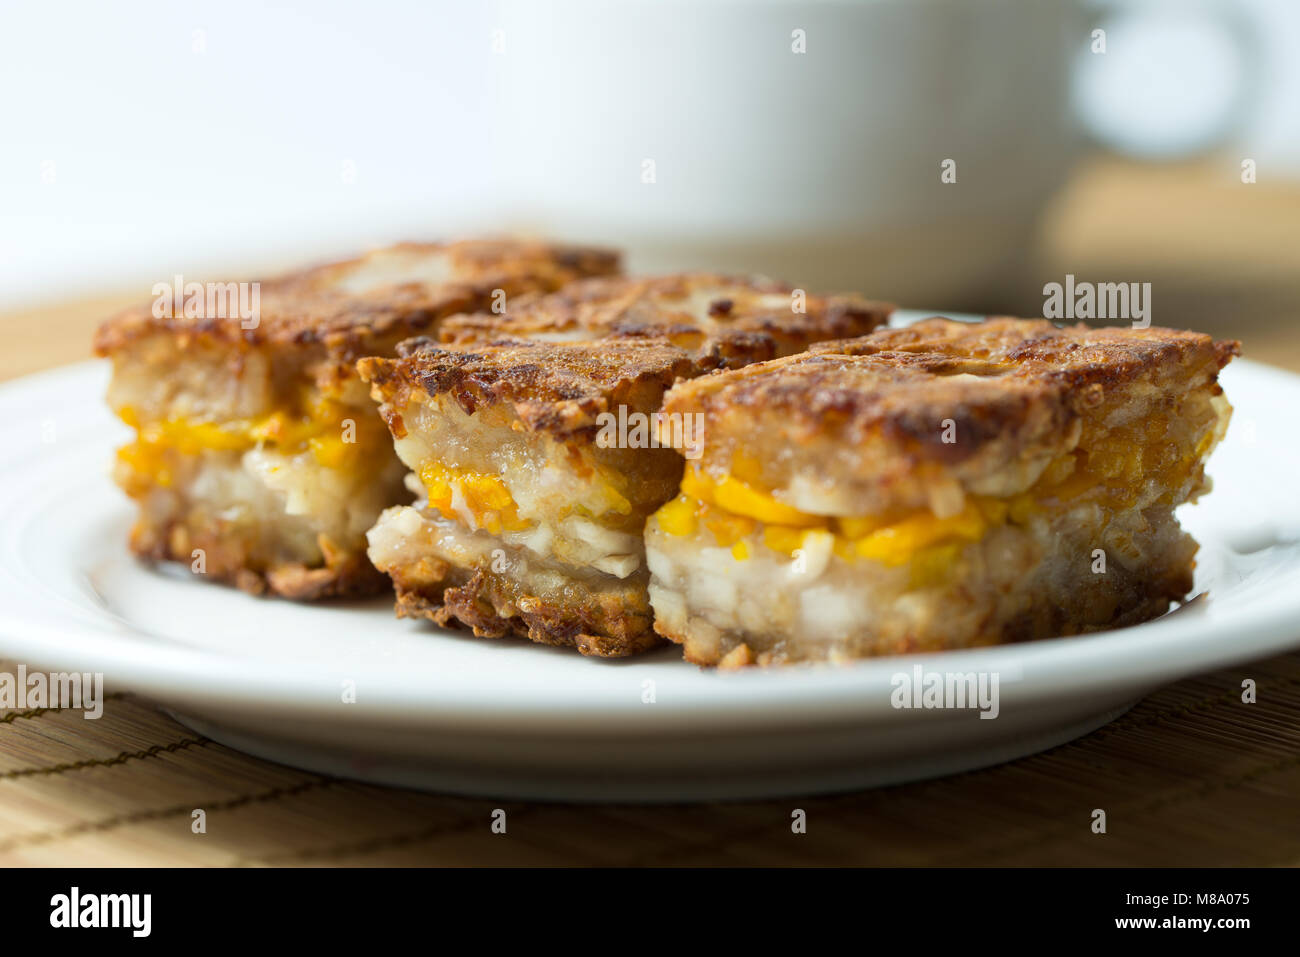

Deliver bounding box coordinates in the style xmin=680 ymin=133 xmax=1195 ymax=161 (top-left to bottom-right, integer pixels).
xmin=2 ymin=318 xmax=1298 ymax=801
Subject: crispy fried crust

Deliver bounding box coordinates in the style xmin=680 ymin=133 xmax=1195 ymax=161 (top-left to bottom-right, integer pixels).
xmin=438 ymin=273 xmax=892 ymax=359
xmin=360 ymin=337 xmax=701 ymax=440
xmin=813 ymin=315 xmax=1239 ymax=385
xmin=663 ymin=318 xmax=1239 ymax=509
xmin=128 ymin=514 xmax=388 ymax=600
xmin=360 ymin=274 xmax=891 ymax=442
xmin=93 ymin=239 xmax=621 ymax=358
xmin=393 ymin=573 xmax=660 ymax=658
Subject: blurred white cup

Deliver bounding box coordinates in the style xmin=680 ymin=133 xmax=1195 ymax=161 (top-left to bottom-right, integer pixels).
xmin=492 ymin=0 xmax=1080 ymax=301
xmin=492 ymin=0 xmax=1250 ymax=303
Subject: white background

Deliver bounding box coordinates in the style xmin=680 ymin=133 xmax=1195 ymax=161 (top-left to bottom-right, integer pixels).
xmin=1 ymin=0 xmax=1297 ymax=309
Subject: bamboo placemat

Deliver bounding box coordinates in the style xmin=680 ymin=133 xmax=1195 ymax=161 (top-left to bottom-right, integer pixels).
xmin=0 ymin=655 xmax=1296 ymax=866
xmin=2 ymin=158 xmax=1298 ymax=866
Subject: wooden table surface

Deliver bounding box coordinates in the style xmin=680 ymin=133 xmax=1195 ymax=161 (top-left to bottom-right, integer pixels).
xmin=1 ymin=159 xmax=1297 ymax=866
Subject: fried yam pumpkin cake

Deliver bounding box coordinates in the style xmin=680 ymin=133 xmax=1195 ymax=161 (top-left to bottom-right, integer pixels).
xmin=359 ymin=276 xmax=892 ymax=656
xmin=93 ymin=239 xmax=619 ymax=599
xmin=645 ymin=317 xmax=1239 ymax=667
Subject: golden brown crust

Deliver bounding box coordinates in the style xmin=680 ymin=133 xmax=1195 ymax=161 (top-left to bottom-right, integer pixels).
xmin=128 ymin=517 xmax=387 ymax=601
xmin=93 ymin=239 xmax=621 ymax=357
xmin=438 ymin=273 xmax=892 ymax=359
xmin=392 ymin=571 xmax=661 ymax=658
xmin=664 ymin=318 xmax=1239 ymax=493
xmin=360 ymin=338 xmax=703 ymax=440
xmin=813 ymin=316 xmax=1240 ymax=389
xmin=359 ymin=274 xmax=891 ymax=443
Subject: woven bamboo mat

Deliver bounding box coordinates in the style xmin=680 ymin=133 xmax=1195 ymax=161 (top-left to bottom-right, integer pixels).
xmin=2 ymin=158 xmax=1298 ymax=866
xmin=0 ymin=654 xmax=1297 ymax=866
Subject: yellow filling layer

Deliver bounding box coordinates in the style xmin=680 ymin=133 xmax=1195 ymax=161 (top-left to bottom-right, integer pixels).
xmin=418 ymin=462 xmax=529 ymax=535
xmin=114 ymin=401 xmax=387 ymax=488
xmin=413 ymin=457 xmax=640 ymax=537
xmin=679 ymin=466 xmax=821 ymax=527
xmin=657 ymin=416 xmax=1216 ymax=570
xmin=655 ymin=492 xmax=994 ymax=567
